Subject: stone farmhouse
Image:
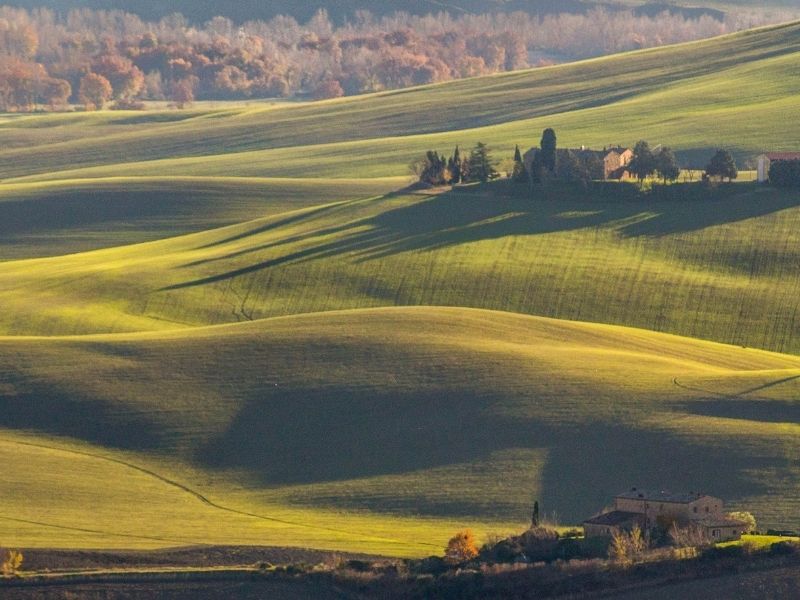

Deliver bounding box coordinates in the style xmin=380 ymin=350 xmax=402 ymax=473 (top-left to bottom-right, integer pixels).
xmin=583 ymin=488 xmax=748 ymax=542
xmin=757 ymin=152 xmax=800 ymax=182
xmin=602 ymin=147 xmax=634 ymax=180
xmin=523 ymin=146 xmax=633 ymax=181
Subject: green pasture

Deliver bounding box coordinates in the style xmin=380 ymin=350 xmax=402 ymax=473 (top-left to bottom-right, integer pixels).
xmin=0 ymin=22 xmax=799 ymax=557
xmin=1 ymin=22 xmax=799 ymax=182
xmin=1 ymin=308 xmax=798 ymax=555
xmin=0 ymin=177 xmax=406 ymax=259
xmin=0 ymin=182 xmax=797 ymax=357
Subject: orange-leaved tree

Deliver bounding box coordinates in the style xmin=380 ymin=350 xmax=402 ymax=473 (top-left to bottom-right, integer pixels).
xmin=79 ymin=73 xmax=113 ymax=110
xmin=445 ymin=529 xmax=479 ymax=564
xmin=1 ymin=548 xmax=23 ymax=577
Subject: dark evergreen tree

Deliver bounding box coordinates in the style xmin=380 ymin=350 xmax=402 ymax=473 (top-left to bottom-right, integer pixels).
xmin=467 ymin=142 xmax=498 ymax=183
xmin=512 ymin=145 xmax=528 ymax=183
xmin=629 ymin=140 xmax=657 ymax=182
xmin=556 ymin=149 xmax=590 ymax=182
xmin=655 ymin=146 xmax=681 ymax=183
xmin=532 ymin=500 xmax=540 ymax=528
xmin=416 ymin=150 xmax=451 ymax=185
xmin=705 ymin=149 xmax=738 ymax=182
xmin=529 ymin=151 xmax=544 ymax=184
xmin=769 ymin=159 xmax=800 ymax=188
xmin=540 ymin=128 xmax=557 ymax=173
xmin=451 ymin=146 xmax=462 ymax=184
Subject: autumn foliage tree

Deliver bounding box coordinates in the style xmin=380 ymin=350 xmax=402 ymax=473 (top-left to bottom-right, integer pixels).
xmin=312 ymin=78 xmax=345 ymax=100
xmin=0 ymin=5 xmax=767 ymax=110
xmin=170 ymin=77 xmax=197 ymax=108
xmin=79 ymin=72 xmax=113 ymax=110
xmin=609 ymin=525 xmax=648 ymax=566
xmin=445 ymin=529 xmax=479 ymax=564
xmin=92 ymin=54 xmax=145 ymax=100
xmin=1 ymin=548 xmax=23 ymax=578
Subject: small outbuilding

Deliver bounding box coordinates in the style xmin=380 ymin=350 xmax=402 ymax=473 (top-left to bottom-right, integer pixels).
xmin=757 ymin=152 xmax=800 ymax=182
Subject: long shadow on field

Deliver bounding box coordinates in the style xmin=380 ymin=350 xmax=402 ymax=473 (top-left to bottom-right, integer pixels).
xmin=0 ymin=374 xmax=166 ymax=451
xmin=196 ymin=387 xmax=535 ymax=486
xmin=534 ymin=421 xmax=777 ymax=524
xmin=677 ymin=399 xmax=800 ymax=425
xmin=0 ymin=187 xmax=233 ymax=259
xmin=166 ymin=181 xmax=799 ymax=291
xmin=197 ymin=384 xmax=776 ymax=522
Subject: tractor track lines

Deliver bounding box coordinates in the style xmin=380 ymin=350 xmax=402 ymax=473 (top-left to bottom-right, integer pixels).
xmin=2 ymin=438 xmax=438 ymax=549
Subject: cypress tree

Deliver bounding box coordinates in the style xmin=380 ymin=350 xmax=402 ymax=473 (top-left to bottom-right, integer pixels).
xmin=512 ymin=144 xmax=528 ymax=183
xmin=540 ymin=128 xmax=557 ymax=173
xmin=452 ymin=146 xmax=461 ymax=184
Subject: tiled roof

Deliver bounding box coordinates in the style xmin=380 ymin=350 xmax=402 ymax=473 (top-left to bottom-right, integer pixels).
xmin=765 ymin=152 xmax=800 ymax=161
xmin=616 ymin=489 xmax=710 ymax=504
xmin=583 ymin=511 xmax=644 ymax=527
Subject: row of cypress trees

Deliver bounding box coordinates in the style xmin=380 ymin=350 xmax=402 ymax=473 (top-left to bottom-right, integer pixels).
xmin=415 ymin=143 xmax=499 ymax=186
xmin=418 ymin=128 xmax=749 ymax=189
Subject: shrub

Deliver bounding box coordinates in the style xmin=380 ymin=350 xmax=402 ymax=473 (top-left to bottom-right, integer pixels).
xmin=669 ymin=522 xmax=711 ymax=549
xmin=769 ymin=159 xmax=800 ymax=188
xmin=479 ymin=526 xmax=563 ymax=564
xmin=561 ymin=528 xmax=582 ymax=539
xmin=111 ymin=98 xmax=147 ymax=110
xmin=412 ymin=555 xmax=448 ymax=575
xmin=345 ymin=559 xmax=373 ymax=572
xmin=445 ymin=529 xmax=479 ymax=564
xmin=609 ymin=525 xmax=648 ymax=566
xmin=769 ymin=541 xmax=799 ymax=556
xmin=1 ymin=549 xmax=23 ymax=578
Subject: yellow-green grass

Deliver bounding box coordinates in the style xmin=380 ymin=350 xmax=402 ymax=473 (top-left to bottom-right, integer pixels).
xmin=0 ymin=176 xmax=407 ymax=260
xmin=2 ymin=21 xmax=799 ymax=182
xmin=0 ymin=431 xmax=473 ymax=557
xmin=1 ymin=307 xmax=799 ymax=554
xmin=721 ymin=535 xmax=800 ymax=549
xmin=0 ymin=182 xmax=798 ymax=357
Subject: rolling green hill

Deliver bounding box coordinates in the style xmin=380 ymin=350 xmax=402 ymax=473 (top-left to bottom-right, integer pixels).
xmin=0 ymin=177 xmax=405 ymax=259
xmin=1 ymin=22 xmax=799 ymax=559
xmin=2 ymin=307 xmax=799 ymax=555
xmin=0 ymin=182 xmax=798 ymax=355
xmin=2 ymin=21 xmax=799 ymax=182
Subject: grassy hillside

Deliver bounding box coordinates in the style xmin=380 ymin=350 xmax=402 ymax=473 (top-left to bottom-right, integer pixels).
xmin=1 ymin=182 xmax=798 ymax=356
xmin=0 ymin=177 xmax=405 ymax=259
xmin=1 ymin=307 xmax=799 ymax=555
xmin=1 ymin=22 xmax=799 ymax=558
xmin=2 ymin=21 xmax=800 ymax=182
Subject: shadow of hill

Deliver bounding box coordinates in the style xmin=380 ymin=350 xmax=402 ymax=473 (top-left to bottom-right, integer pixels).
xmin=166 ymin=181 xmax=799 ymax=291
xmin=196 ymin=380 xmax=772 ymax=522
xmin=677 ymin=399 xmax=800 ymax=425
xmin=0 ymin=372 xmax=166 ymax=451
